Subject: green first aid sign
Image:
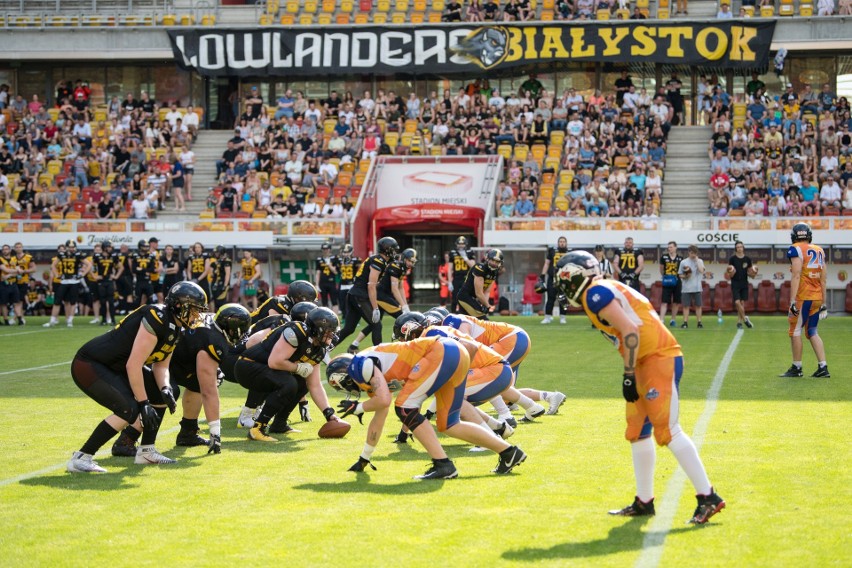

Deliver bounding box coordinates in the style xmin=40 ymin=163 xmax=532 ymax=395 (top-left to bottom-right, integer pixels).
xmin=279 ymin=260 xmax=311 ymax=283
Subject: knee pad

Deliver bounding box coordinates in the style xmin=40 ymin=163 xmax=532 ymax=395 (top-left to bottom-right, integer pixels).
xmin=395 ymin=406 xmax=426 ymax=431
xmin=123 ymin=399 xmax=141 ymax=424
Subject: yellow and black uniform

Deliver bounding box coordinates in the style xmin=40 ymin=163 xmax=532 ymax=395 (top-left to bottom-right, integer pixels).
xmin=149 ymin=249 xmax=162 ymax=295
xmin=160 ymin=253 xmax=181 ymax=292
xmin=315 ymin=255 xmax=339 ymax=308
xmin=544 ymin=245 xmax=570 ymax=315
xmin=250 ymin=295 xmax=293 ymax=325
xmin=72 ymin=304 xmax=182 ymax=423
xmin=458 ymin=260 xmax=499 ymax=318
xmin=376 ymin=258 xmax=407 ymax=317
xmin=25 ymin=282 xmax=47 ymax=313
xmin=55 ymin=249 xmax=86 ymax=305
xmin=92 ymin=250 xmax=119 ymax=322
xmin=168 ymin=320 xmax=233 ymax=393
xmin=235 ymin=321 xmax=329 ymax=426
xmin=450 ymin=248 xmax=472 ymax=311
xmin=616 ymin=246 xmax=643 ymax=291
xmin=0 ymin=252 xmax=19 ymax=306
xmin=660 ymin=252 xmax=683 ymax=304
xmin=210 ymin=255 xmax=232 ymax=309
xmin=116 ymin=250 xmax=134 ymax=300
xmin=14 ymin=251 xmax=34 ymax=301
xmin=131 ymin=250 xmax=158 ymax=305
xmin=335 ymin=254 xmax=361 ymax=318
xmin=239 ymin=256 xmax=260 ymax=298
xmin=335 ymin=253 xmax=389 ymax=348
xmin=187 ymin=251 xmax=211 ymax=298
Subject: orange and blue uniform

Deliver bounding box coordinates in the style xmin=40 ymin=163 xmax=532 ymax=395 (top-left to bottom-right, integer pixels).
xmin=423 ymin=325 xmax=514 ymax=404
xmin=582 ymin=279 xmax=683 ymax=446
xmin=354 ymin=336 xmax=469 ymax=432
xmin=787 ymin=242 xmax=825 ymax=339
xmin=443 ymin=314 xmax=531 ymax=369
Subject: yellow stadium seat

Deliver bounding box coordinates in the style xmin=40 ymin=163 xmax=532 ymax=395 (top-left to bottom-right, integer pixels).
xmin=414 ymin=0 xmax=428 ymax=10
xmin=536 ymin=198 xmax=552 ymax=212
xmin=391 ymin=11 xmax=406 ymax=23
xmin=341 ymin=0 xmax=354 ymax=11
xmin=427 ymin=11 xmax=442 ymax=22
xmin=354 ymin=13 xmax=370 ymax=23
xmin=760 ymin=4 xmax=775 ymax=16
xmin=377 ymin=0 xmax=391 ymax=11
xmin=285 ymin=0 xmax=300 ymax=13
xmin=497 ymin=145 xmax=512 ymax=160
xmin=799 ymin=3 xmax=813 ymax=15
xmin=596 ymin=8 xmax=610 ymax=19
xmin=432 ymin=0 xmax=445 ymax=10
xmin=396 ymin=0 xmax=410 ymax=10
xmin=201 ymin=14 xmax=216 ymax=25
xmin=322 ymin=0 xmax=337 ymax=12
xmin=656 ymin=6 xmax=669 ymax=17
xmin=540 ymin=10 xmax=555 ymax=20
xmin=411 ymin=12 xmax=425 ymax=22
xmin=514 ymin=144 xmax=529 ymax=161
xmin=373 ymin=13 xmax=388 ymax=22
xmin=636 ymin=0 xmax=649 ymax=7
xmin=259 ymin=14 xmax=274 ymax=25
xmin=280 ymin=14 xmax=296 ymax=24
xmin=179 ymin=14 xmax=196 ymax=25
xmin=559 ymin=170 xmax=575 ymax=185
xmin=267 ymin=0 xmax=280 ymax=12
xmin=743 ymin=5 xmax=755 ymax=15
xmin=336 ymin=13 xmax=351 ymax=23
xmin=161 ymin=14 xmax=177 ymax=25
xmin=299 ymin=14 xmax=314 ymax=25
xmin=318 ymin=13 xmax=332 ymax=24
xmin=304 ymin=0 xmax=318 ymax=13
xmin=545 ymin=157 xmax=560 ymax=171
xmin=553 ymin=196 xmax=569 ymax=212
xmin=385 ymin=132 xmax=400 ymax=147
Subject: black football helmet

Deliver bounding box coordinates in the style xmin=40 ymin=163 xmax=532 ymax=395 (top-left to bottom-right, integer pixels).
xmin=429 ymin=306 xmax=450 ymax=319
xmin=393 ymin=312 xmax=427 ymax=341
xmin=423 ymin=309 xmax=445 ymax=327
xmin=401 ymin=248 xmax=417 ymax=266
xmin=321 ymin=242 xmax=332 ymax=252
xmin=287 ymin=280 xmax=318 ymax=304
xmin=455 ymin=236 xmax=467 ymax=249
xmin=101 ymin=240 xmax=113 ymax=249
xmin=554 ymin=250 xmax=600 ymax=308
xmin=166 ymin=281 xmax=208 ymax=327
xmin=214 ymin=303 xmax=251 ymax=345
xmin=485 ymin=248 xmax=504 ymax=269
xmin=290 ymin=301 xmax=318 ymax=323
xmin=341 ymin=243 xmax=353 ymax=255
xmin=377 ymin=236 xmax=400 ymax=257
xmin=215 ymin=245 xmax=227 ymax=256
xmin=534 ymin=276 xmax=547 ymax=295
xmin=138 ymin=239 xmax=149 ymax=250
xmin=305 ymin=307 xmax=339 ymax=346
xmin=326 ymin=354 xmax=359 ymax=394
xmin=790 ymin=222 xmax=812 ymax=244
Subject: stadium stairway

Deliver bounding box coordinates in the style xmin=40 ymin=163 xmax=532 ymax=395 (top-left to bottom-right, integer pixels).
xmin=660 ymin=125 xmax=712 ymax=217
xmin=158 ymin=129 xmax=232 ymax=218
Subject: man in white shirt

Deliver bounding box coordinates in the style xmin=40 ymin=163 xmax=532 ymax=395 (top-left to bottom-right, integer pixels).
xmin=358 ymin=91 xmax=375 ymax=114
xmin=165 ymin=103 xmax=183 ymax=128
xmin=318 ymin=158 xmax=338 ymax=185
xmin=130 ymin=192 xmax=150 ymax=219
xmin=623 ymin=85 xmax=640 ymax=112
xmin=567 ymin=114 xmax=584 ymax=138
xmin=820 ymin=176 xmax=842 ymax=208
xmin=505 ymin=95 xmax=521 ymax=110
xmin=183 ymin=105 xmax=200 ymax=138
xmin=285 ymin=158 xmax=303 ymax=184
xmin=72 ymin=118 xmax=92 ymax=148
xmin=820 ymin=148 xmax=839 ymax=174
xmin=488 ymin=89 xmax=506 ymax=110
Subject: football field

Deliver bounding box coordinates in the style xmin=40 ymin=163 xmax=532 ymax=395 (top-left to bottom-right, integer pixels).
xmin=0 ymin=316 xmax=849 ymax=567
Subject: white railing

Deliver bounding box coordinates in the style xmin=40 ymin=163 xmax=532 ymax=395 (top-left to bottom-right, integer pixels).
xmin=489 ymin=216 xmax=852 ymax=232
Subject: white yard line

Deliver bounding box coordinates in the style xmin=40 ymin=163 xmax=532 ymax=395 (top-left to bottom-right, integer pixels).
xmin=0 ymin=361 xmax=71 ymax=376
xmin=635 ymin=329 xmax=743 ymax=568
xmin=0 ymin=407 xmax=243 ymax=488
xmin=0 ymin=329 xmax=50 ymax=338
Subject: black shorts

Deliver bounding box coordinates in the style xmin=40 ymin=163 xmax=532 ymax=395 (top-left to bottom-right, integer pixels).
xmin=457 ymin=292 xmax=489 ymax=317
xmin=376 ymin=290 xmax=401 ymax=316
xmin=732 ymin=281 xmax=750 ymax=302
xmin=117 ymin=276 xmax=133 ymax=297
xmin=135 ymin=278 xmax=154 ymax=300
xmin=151 ymin=280 xmax=163 ymax=295
xmin=55 ymin=282 xmax=80 ymax=304
xmin=318 ymin=281 xmax=338 ymax=307
xmin=17 ymin=284 xmax=28 ymax=302
xmin=71 ymin=355 xmax=162 ymax=421
xmin=97 ymin=280 xmax=115 ymax=301
xmin=0 ymin=282 xmax=20 ymax=304
xmin=661 ymin=282 xmax=682 ymax=304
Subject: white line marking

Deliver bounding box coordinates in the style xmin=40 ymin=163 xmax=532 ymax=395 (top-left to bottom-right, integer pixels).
xmin=0 ymin=361 xmax=71 ymax=376
xmin=635 ymin=329 xmax=743 ymax=568
xmin=0 ymin=407 xmax=243 ymax=488
xmin=0 ymin=329 xmax=50 ymax=338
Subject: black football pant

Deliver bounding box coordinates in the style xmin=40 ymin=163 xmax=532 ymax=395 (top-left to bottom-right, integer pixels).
xmin=97 ymin=280 xmax=116 ymax=323
xmin=544 ymin=279 xmax=566 ymax=315
xmin=234 ymin=359 xmax=301 ymax=426
xmin=335 ymin=294 xmax=382 ymax=348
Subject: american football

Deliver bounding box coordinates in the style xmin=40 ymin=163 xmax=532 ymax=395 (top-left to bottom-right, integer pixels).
xmin=318 ymin=418 xmax=351 ymax=439
xmin=682 ymin=266 xmax=692 ymax=277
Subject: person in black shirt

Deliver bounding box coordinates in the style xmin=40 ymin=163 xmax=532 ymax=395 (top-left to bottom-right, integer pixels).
xmin=216 ymin=141 xmax=240 ymax=179
xmin=335 ymin=243 xmax=361 ymax=320
xmin=448 ymin=236 xmax=476 ymax=313
xmin=249 ymin=279 xmax=318 ymax=325
xmin=186 ymin=242 xmax=212 ymax=303
xmin=539 ymin=236 xmax=571 ymax=324
xmin=210 ymin=245 xmax=233 ymax=310
xmin=44 ymin=240 xmax=90 ymax=328
xmin=614 ymin=71 xmax=634 ymax=108
xmin=659 ymin=241 xmax=684 ymax=327
xmin=159 ymin=244 xmax=182 ymax=293
xmin=727 ymin=240 xmax=757 ymax=329
xmin=89 ymin=241 xmax=120 ymax=326
xmin=67 ymin=282 xmax=207 ymax=473
xmin=315 ymin=243 xmax=339 ymax=312
xmin=613 ymin=237 xmax=644 ymax=292
xmin=334 ymin=236 xmax=399 ymax=352
xmin=217 ymin=182 xmax=238 ymax=214
xmin=131 ymin=239 xmax=158 ymax=308
xmin=458 ymin=249 xmax=503 ymax=318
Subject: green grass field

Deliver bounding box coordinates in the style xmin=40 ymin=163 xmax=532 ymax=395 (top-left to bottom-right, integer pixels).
xmin=0 ymin=315 xmax=849 ymax=567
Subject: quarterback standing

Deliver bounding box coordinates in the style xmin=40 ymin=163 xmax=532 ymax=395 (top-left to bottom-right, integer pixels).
xmin=539 ymin=236 xmax=570 ymax=324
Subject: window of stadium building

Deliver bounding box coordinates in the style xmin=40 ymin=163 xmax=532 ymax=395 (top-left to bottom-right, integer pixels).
xmin=840 ymin=56 xmax=852 ymax=99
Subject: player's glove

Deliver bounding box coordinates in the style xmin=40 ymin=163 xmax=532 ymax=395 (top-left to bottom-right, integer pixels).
xmin=299 ymin=401 xmax=312 ymax=422
xmin=371 ymin=308 xmax=381 ymax=323
xmin=401 ymin=305 xmax=410 ymax=315
xmin=557 ymin=293 xmax=570 ymax=312
xmin=393 ymin=430 xmax=409 ymax=444
xmin=294 ymin=362 xmax=314 ymax=378
xmin=216 ymin=368 xmax=225 ymax=388
xmin=447 ymin=282 xmax=453 ymax=292
xmin=337 ymin=400 xmax=364 ymax=424
xmin=207 ymin=434 xmax=221 ymax=455
xmin=160 ymin=386 xmax=177 ymax=414
xmin=138 ymin=400 xmax=162 ymax=430
xmin=348 ymin=456 xmax=376 ymax=472
xmin=322 ymin=407 xmax=336 ymax=421
xmin=622 ymin=372 xmax=639 ymax=403
xmin=788 ymin=301 xmax=799 ymax=317
xmin=818 ymin=304 xmax=828 ymax=320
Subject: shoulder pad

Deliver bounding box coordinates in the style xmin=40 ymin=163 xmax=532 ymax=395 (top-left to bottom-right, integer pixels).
xmin=586 ymin=284 xmax=615 ymax=314
xmin=281 ymin=325 xmax=301 ymax=347
xmin=786 ymin=245 xmax=800 ymax=259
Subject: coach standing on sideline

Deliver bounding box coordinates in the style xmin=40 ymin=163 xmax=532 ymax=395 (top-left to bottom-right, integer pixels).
xmin=726 ymin=240 xmax=757 ymax=330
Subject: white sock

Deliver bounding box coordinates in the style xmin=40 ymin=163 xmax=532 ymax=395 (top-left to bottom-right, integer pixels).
xmin=631 ymin=437 xmax=656 ymax=502
xmin=793 ymin=361 xmax=802 ymax=369
xmin=490 ymin=396 xmax=512 ymax=419
xmin=485 ymin=415 xmax=501 ymax=429
xmin=516 ymin=394 xmax=536 ymax=410
xmin=351 ymin=340 xmax=359 ymax=347
xmin=239 ymin=406 xmax=255 ymax=417
xmin=668 ymin=430 xmax=712 ymax=496
xmin=818 ymin=361 xmax=827 ymax=367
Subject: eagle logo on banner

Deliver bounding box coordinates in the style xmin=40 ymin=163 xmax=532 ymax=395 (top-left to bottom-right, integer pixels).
xmin=451 ymin=27 xmax=508 ymax=70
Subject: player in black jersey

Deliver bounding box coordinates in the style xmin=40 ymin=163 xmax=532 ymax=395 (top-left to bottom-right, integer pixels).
xmin=67 ymin=281 xmax=208 ymax=473
xmin=44 ymin=240 xmax=90 ymax=328
xmin=88 ymin=241 xmax=120 ymax=326
xmin=115 ymin=243 xmax=134 ymax=315
xmin=539 ymin=236 xmax=571 ymax=324
xmin=186 ymin=242 xmax=213 ymax=305
xmin=334 ymin=236 xmax=399 ymax=353
xmin=131 ymin=239 xmax=158 ymax=308
xmin=659 ymin=241 xmax=684 ymax=327
xmin=235 ymin=307 xmax=343 ymax=442
xmin=160 ymin=244 xmax=182 ymax=293
xmin=315 ymin=243 xmax=339 ymax=313
xmin=613 ymin=236 xmax=645 ymax=293
xmin=249 ymin=279 xmax=318 ymax=325
xmin=335 ymin=243 xmax=361 ymax=320
xmin=210 ymin=245 xmax=233 ymax=310
xmin=457 ymin=249 xmax=503 ymax=318
xmin=148 ymin=238 xmax=164 ymax=303
xmin=0 ymin=244 xmax=20 ymax=325
xmin=448 ymin=236 xmax=475 ymax=313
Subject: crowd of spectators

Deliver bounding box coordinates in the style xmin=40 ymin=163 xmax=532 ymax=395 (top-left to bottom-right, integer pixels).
xmin=704 ymin=72 xmax=852 ymax=217
xmin=0 ymin=79 xmax=200 ymax=221
xmin=445 ymin=0 xmax=643 ymax=21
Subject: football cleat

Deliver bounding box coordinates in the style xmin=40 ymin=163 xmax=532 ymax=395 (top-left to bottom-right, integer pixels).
xmin=504 ymin=416 xmax=518 ymax=428
xmin=736 ymin=322 xmax=743 ymax=329
xmin=669 ymin=320 xmax=676 ymax=327
xmin=347 ymin=343 xmax=360 ymax=354
xmin=237 ymin=408 xmax=257 ymax=429
xmin=520 ymin=403 xmax=546 ymax=422
xmin=67 ymin=321 xmax=73 ymax=328
xmin=688 ymin=490 xmax=725 ymax=524
xmin=811 ymin=365 xmax=830 ymax=378
xmin=111 ymin=432 xmax=138 ymax=457
xmin=544 ymin=392 xmax=567 ymax=415
xmin=540 ymin=316 xmax=552 ymax=325
xmin=268 ymin=420 xmax=301 ymax=434
xmin=248 ymin=424 xmax=277 ymax=442
xmin=43 ymin=320 xmax=57 ymax=328
xmin=134 ymin=446 xmax=176 ymax=465
xmin=414 ymin=460 xmax=458 ymax=480
xmin=559 ymin=316 xmax=567 ymax=324
xmin=744 ymin=317 xmax=754 ymax=329
xmin=90 ymin=318 xmax=100 ymax=325
xmin=67 ymin=451 xmax=107 ymax=473
xmin=696 ymin=322 xmax=704 ymax=328
xmin=779 ymin=365 xmax=803 ymax=378
xmin=176 ymin=430 xmax=209 ymax=447
xmin=609 ymin=496 xmax=656 ymax=517
xmin=492 ymin=421 xmax=515 ymax=440
xmin=681 ymin=322 xmax=688 ymax=329
xmin=493 ymin=445 xmax=527 ymax=474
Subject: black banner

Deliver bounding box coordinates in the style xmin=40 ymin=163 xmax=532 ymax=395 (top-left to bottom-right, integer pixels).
xmin=168 ymin=21 xmax=776 ymax=77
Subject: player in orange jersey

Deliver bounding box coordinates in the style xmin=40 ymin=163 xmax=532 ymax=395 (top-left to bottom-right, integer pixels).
xmin=326 ymin=336 xmax=527 ymax=480
xmin=555 ymin=250 xmax=725 ymax=525
xmin=779 ymin=223 xmax=830 ymax=378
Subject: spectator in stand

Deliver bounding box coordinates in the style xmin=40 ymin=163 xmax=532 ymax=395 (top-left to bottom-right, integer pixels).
xmin=710 ymin=150 xmax=731 ymax=174
xmin=818 ymin=0 xmax=835 ymax=15
xmin=820 ymin=147 xmax=839 ymax=174
xmin=266 ymin=193 xmax=288 ymax=217
xmin=514 ymin=190 xmax=534 ymax=217
xmin=466 ymin=0 xmax=484 ymax=20
xmin=130 ymin=191 xmax=150 ymax=219
xmin=727 ymin=179 xmax=747 ymax=210
xmin=743 ymin=191 xmax=765 ymax=216
xmin=484 ymin=0 xmax=501 ymax=19
xmin=716 ymin=2 xmax=733 ymax=17
xmin=285 ymin=194 xmax=303 ymax=218
xmin=820 ymin=175 xmax=842 ymax=209
xmin=217 ymin=180 xmax=238 ymax=215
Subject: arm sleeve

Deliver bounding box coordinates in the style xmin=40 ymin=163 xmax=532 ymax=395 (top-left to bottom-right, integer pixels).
xmin=584 ymin=284 xmax=616 ymax=315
